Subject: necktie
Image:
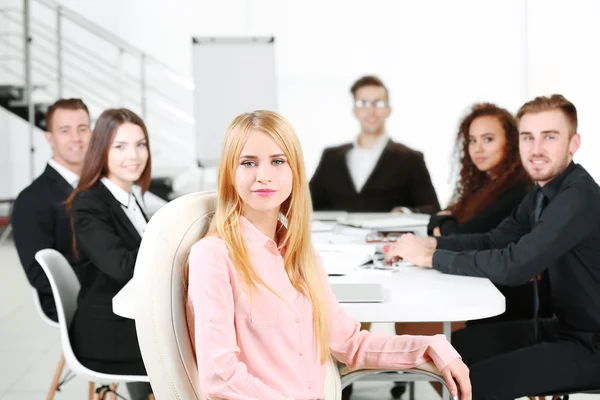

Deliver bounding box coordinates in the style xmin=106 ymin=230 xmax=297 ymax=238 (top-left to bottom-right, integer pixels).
xmin=532 ymin=189 xmax=546 ymax=340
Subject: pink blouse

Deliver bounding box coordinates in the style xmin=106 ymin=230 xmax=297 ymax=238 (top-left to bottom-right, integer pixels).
xmin=187 ymin=217 xmax=460 ymax=399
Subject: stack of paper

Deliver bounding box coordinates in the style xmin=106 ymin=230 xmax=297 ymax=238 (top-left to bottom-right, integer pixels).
xmin=337 ymin=213 xmax=429 ymax=229
xmin=311 ymin=220 xmax=334 ymax=232
xmin=315 ymin=243 xmax=377 ymax=276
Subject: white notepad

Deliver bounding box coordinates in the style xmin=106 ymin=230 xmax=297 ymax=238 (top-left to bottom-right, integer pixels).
xmin=337 ymin=213 xmax=428 ymax=229
xmin=330 ymin=283 xmax=385 ymax=303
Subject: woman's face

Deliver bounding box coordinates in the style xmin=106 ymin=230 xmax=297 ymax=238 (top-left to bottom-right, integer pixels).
xmin=235 ymin=130 xmax=293 ymax=219
xmin=467 ymin=116 xmax=507 ymax=173
xmin=106 ymin=122 xmax=149 ymax=191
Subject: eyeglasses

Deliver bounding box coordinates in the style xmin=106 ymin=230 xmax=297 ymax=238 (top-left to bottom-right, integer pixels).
xmin=354 ymin=99 xmax=388 ymax=109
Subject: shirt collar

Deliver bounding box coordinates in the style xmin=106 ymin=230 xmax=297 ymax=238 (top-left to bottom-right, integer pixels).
xmin=47 ymin=158 xmax=79 ymax=188
xmin=352 ymin=133 xmax=390 ymax=152
xmin=239 ymin=215 xmax=281 ymax=250
xmin=101 ymin=177 xmax=134 ymax=207
xmin=540 ymin=161 xmax=577 ymax=201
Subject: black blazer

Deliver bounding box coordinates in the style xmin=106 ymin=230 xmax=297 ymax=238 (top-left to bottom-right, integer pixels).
xmin=309 ymin=140 xmax=440 ymax=214
xmin=11 ymin=164 xmax=85 ymax=321
xmin=70 ymin=181 xmax=147 ymax=367
xmin=427 ymin=181 xmax=531 ymax=236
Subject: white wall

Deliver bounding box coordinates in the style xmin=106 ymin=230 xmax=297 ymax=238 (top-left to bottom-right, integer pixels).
xmin=12 ymin=0 xmax=600 ymax=206
xmin=0 ymin=107 xmax=51 ymax=199
xmin=526 ymin=0 xmax=600 ymax=185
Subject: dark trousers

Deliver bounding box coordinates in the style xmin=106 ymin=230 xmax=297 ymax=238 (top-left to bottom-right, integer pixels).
xmin=452 ymin=318 xmax=600 ymax=400
xmin=126 ymin=382 xmax=153 ymax=400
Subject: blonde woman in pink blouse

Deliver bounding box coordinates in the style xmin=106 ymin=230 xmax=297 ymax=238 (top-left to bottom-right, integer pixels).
xmin=186 ymin=110 xmax=471 ymax=400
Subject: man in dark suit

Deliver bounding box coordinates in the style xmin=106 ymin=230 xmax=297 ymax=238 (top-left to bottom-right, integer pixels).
xmin=309 ymin=75 xmax=440 ymax=214
xmin=386 ymin=95 xmax=600 ymax=398
xmin=311 ymin=76 xmax=440 ymax=399
xmin=11 ymin=98 xmax=92 ymax=321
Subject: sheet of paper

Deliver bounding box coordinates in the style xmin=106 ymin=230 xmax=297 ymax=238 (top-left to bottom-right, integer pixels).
xmin=311 ymin=220 xmax=334 ymax=232
xmin=338 ymin=214 xmax=428 ymax=229
xmin=318 ymin=251 xmax=371 ymax=275
xmin=314 ymin=243 xmax=376 ymax=256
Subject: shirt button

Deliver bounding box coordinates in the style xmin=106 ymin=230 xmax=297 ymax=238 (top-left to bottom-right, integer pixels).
xmin=295 ymin=318 xmax=299 ymax=323
xmin=299 ymin=352 xmax=303 ymax=357
xmin=308 ymin=385 xmax=312 ymax=390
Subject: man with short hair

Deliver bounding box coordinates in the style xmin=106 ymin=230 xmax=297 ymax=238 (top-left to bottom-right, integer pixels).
xmin=309 ymin=75 xmax=440 ymax=214
xmin=386 ymin=94 xmax=600 ymax=398
xmin=12 ymin=98 xmax=92 ymax=321
xmin=311 ymin=76 xmax=440 ymax=399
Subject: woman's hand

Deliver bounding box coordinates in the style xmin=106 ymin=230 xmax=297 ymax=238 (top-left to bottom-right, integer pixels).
xmin=437 ymin=210 xmax=453 ymax=216
xmin=441 ymin=359 xmax=471 ymax=400
xmin=433 ymin=227 xmax=441 ymax=237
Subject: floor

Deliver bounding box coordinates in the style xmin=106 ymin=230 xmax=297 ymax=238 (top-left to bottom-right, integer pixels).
xmin=0 ymin=239 xmax=598 ymax=399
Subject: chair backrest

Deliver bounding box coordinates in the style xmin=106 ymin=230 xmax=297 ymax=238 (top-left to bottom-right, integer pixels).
xmin=34 ymin=249 xmax=81 ymax=369
xmin=134 ymin=191 xmax=216 ymax=400
xmin=36 ymin=249 xmax=151 ymax=384
xmin=134 ymin=191 xmax=343 ymax=399
xmin=31 ymin=289 xmax=59 ymax=328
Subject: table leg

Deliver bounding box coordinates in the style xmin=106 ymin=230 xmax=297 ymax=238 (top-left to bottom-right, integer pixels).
xmin=0 ymin=224 xmax=12 ymax=246
xmin=443 ymin=321 xmax=451 ymax=400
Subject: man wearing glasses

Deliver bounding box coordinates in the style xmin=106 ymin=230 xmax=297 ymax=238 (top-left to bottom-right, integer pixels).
xmin=309 ymin=76 xmax=440 ymax=400
xmin=309 ymin=75 xmax=440 ymax=215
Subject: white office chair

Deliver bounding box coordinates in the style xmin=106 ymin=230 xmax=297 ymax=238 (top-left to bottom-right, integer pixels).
xmin=31 ymin=288 xmax=97 ymax=400
xmin=35 ymin=249 xmax=150 ymax=400
xmin=134 ymin=191 xmax=454 ymax=399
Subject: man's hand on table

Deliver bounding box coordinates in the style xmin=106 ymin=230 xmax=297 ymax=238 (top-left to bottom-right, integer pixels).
xmin=384 ymin=233 xmax=436 ymax=268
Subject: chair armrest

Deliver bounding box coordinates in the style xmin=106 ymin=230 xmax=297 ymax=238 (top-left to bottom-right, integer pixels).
xmin=340 ymin=362 xmax=455 ymax=398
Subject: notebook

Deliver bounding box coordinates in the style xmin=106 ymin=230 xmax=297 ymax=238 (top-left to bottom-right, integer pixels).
xmin=313 ymin=211 xmax=348 ymax=221
xmin=337 ymin=213 xmax=428 ymax=229
xmin=329 ymin=283 xmax=385 ymax=303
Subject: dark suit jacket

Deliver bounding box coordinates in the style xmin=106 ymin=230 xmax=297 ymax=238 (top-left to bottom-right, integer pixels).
xmin=11 ymin=164 xmax=82 ymax=321
xmin=309 ymin=139 xmax=440 ymax=213
xmin=70 ymin=181 xmax=147 ymax=370
xmin=428 ymin=180 xmax=551 ymax=324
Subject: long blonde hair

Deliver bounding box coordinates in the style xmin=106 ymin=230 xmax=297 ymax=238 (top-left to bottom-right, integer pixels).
xmin=210 ymin=110 xmax=329 ymax=363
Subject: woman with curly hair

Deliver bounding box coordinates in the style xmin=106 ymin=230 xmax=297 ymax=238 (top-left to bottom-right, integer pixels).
xmin=428 ymin=103 xmax=531 ymax=236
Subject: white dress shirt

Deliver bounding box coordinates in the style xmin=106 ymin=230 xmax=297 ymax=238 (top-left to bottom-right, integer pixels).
xmin=100 ymin=177 xmax=147 ymax=237
xmin=48 ymin=158 xmax=79 ymax=188
xmin=346 ymin=133 xmax=389 ymax=193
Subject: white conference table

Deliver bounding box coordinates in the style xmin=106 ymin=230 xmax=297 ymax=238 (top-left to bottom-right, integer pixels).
xmin=114 ymin=212 xmax=505 ymax=333
xmin=114 ymin=265 xmax=505 ymax=326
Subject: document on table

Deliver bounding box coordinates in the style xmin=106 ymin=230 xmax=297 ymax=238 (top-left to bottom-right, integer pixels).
xmin=316 ymin=243 xmax=377 ymax=276
xmin=311 ymin=220 xmax=334 ymax=232
xmin=337 ymin=213 xmax=429 ymax=229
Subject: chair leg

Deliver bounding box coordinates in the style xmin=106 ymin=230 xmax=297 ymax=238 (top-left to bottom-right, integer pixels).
xmin=46 ymin=353 xmax=65 ymax=400
xmin=94 ymin=386 xmax=108 ymax=400
xmin=88 ymin=382 xmax=96 ymax=400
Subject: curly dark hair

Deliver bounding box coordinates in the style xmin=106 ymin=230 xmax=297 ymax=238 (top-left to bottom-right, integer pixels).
xmin=448 ymin=103 xmax=531 ymax=223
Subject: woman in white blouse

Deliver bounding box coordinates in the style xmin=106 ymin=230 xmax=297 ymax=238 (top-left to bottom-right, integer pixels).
xmin=66 ymin=108 xmax=153 ymax=400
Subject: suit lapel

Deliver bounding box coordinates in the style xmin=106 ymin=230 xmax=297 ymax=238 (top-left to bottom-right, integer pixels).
xmin=336 ymin=144 xmax=359 ymax=194
xmin=44 ymin=164 xmax=74 ymax=197
xmin=96 ymin=183 xmax=142 ymax=245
